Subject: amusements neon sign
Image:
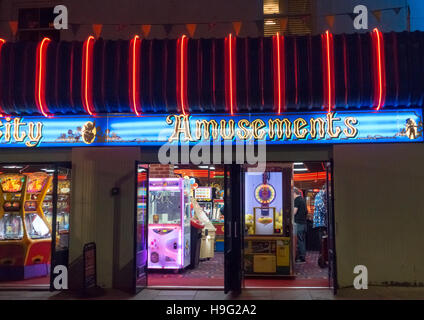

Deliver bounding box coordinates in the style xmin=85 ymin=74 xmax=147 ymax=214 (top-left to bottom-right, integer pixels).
xmin=0 ymin=109 xmax=422 ymax=147
xmin=166 ymin=113 xmax=359 ymax=141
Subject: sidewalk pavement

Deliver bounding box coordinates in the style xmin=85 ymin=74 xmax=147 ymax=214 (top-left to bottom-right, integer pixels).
xmin=0 ymin=286 xmax=423 ymax=300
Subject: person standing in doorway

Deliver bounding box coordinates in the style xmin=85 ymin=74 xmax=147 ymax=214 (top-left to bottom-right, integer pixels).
xmin=313 ymin=186 xmax=328 ymax=267
xmin=293 ymin=187 xmax=307 ymax=263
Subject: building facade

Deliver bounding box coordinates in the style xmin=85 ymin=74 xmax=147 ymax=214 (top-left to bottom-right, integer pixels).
xmin=0 ymin=0 xmax=423 ymax=293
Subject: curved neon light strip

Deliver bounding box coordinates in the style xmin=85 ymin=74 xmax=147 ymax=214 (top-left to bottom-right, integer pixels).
xmin=35 ymin=37 xmax=51 ymax=117
xmin=225 ymin=34 xmax=236 ymax=115
xmin=276 ymin=33 xmax=281 ymax=113
xmin=229 ymin=34 xmax=234 ymax=115
xmin=373 ymin=28 xmax=385 ymax=111
xmin=0 ymin=39 xmax=5 ymax=117
xmin=294 ymin=38 xmax=298 ymax=105
xmin=82 ymin=36 xmax=95 ymax=116
xmin=180 ymin=35 xmax=187 ymax=115
xmin=130 ymin=35 xmax=141 ymax=116
xmin=325 ymin=30 xmax=334 ymax=113
xmin=274 ymin=32 xmax=285 ymax=114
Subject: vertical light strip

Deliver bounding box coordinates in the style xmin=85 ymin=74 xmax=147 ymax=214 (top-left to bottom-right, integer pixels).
xmin=0 ymin=39 xmax=5 ymax=117
xmin=326 ymin=31 xmax=332 ymax=112
xmin=343 ymin=35 xmax=348 ymax=106
xmin=82 ymin=36 xmax=95 ymax=116
xmin=294 ymin=38 xmax=298 ymax=105
xmin=276 ymin=33 xmax=281 ymax=113
xmin=229 ymin=34 xmax=234 ymax=114
xmin=322 ymin=30 xmax=335 ymax=112
xmin=129 ymin=35 xmax=142 ymax=116
xmin=273 ymin=33 xmax=285 ymax=114
xmin=176 ymin=35 xmax=188 ymax=115
xmin=181 ymin=35 xmax=187 ymax=115
xmin=225 ymin=34 xmax=236 ymax=115
xmin=35 ymin=37 xmax=51 ymax=117
xmin=373 ymin=28 xmax=385 ymax=111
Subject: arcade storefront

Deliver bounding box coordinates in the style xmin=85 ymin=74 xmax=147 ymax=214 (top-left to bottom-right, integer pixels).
xmin=0 ymin=30 xmax=423 ymax=293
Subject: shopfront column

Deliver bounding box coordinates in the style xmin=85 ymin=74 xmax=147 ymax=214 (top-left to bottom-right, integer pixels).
xmin=68 ymin=147 xmax=141 ymax=291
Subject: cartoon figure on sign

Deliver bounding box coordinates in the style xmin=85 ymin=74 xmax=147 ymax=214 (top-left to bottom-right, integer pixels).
xmin=405 ymin=118 xmax=418 ymax=139
xmin=82 ymin=121 xmax=96 ymax=144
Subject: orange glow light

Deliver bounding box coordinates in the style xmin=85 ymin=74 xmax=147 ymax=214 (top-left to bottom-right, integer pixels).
xmin=293 ymin=171 xmax=327 ymax=181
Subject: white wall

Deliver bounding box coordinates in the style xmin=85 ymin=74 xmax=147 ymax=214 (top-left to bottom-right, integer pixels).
xmin=69 ymin=147 xmax=140 ymax=290
xmin=334 ymin=143 xmax=424 ymax=288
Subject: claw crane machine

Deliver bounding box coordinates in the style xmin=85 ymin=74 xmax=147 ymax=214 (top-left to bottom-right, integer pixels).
xmin=0 ymin=172 xmax=52 ymax=280
xmin=147 ymin=178 xmax=191 ymax=270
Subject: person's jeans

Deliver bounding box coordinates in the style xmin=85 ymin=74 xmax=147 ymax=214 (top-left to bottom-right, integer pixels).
xmin=295 ymin=223 xmax=307 ymax=260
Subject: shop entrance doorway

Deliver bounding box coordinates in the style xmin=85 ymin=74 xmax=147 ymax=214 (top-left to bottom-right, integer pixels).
xmin=0 ymin=163 xmax=72 ymax=290
xmin=133 ymin=161 xmax=336 ymax=294
xmin=134 ymin=163 xmax=232 ymax=292
xmin=241 ymin=162 xmax=336 ymax=292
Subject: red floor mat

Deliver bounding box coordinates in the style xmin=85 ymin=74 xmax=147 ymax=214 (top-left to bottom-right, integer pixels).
xmin=0 ymin=275 xmax=50 ymax=288
xmin=148 ymin=251 xmax=329 ymax=288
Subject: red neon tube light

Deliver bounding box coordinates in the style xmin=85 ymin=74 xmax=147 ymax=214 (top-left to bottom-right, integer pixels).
xmin=273 ymin=33 xmax=286 ymax=114
xmin=82 ymin=36 xmax=95 ymax=116
xmin=129 ymin=35 xmax=142 ymax=116
xmin=294 ymin=38 xmax=298 ymax=105
xmin=35 ymin=37 xmax=51 ymax=117
xmin=0 ymin=39 xmax=5 ymax=117
xmin=372 ymin=28 xmax=386 ymax=110
xmin=322 ymin=30 xmax=335 ymax=112
xmin=176 ymin=35 xmax=188 ymax=115
xmin=225 ymin=34 xmax=236 ymax=115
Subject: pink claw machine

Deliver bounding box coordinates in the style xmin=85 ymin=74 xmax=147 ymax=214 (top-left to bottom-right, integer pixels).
xmin=147 ymin=178 xmax=191 ymax=270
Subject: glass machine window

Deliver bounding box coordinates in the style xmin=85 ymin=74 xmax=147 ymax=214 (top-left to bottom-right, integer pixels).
xmin=0 ymin=166 xmax=72 ymax=283
xmin=244 ymin=170 xmax=291 ymax=276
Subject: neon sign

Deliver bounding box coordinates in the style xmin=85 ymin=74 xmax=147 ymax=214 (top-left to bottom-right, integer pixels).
xmin=0 ymin=109 xmax=421 ymax=148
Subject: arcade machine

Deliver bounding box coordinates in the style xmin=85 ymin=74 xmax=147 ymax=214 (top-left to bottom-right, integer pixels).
xmin=212 ymin=197 xmax=224 ymax=253
xmin=147 ymin=178 xmax=191 ymax=270
xmin=244 ymin=170 xmax=292 ymax=276
xmin=0 ymin=173 xmax=52 ymax=281
xmin=43 ymin=176 xmax=71 ymax=265
xmin=194 ymin=187 xmax=213 ymax=220
xmin=192 ymin=199 xmax=216 ymax=260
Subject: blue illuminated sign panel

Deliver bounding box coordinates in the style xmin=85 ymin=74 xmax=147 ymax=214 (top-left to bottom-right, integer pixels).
xmin=0 ymin=109 xmax=421 ymax=148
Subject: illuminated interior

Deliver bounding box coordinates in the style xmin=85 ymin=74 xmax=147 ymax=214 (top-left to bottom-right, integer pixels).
xmin=0 ymin=165 xmax=71 ymax=288
xmin=137 ymin=161 xmax=331 ymax=288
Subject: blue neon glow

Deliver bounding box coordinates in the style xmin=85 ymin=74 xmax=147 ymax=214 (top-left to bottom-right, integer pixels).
xmin=0 ymin=109 xmax=421 ymax=147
